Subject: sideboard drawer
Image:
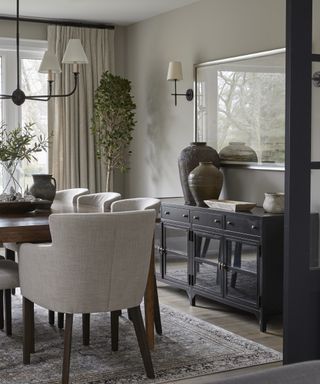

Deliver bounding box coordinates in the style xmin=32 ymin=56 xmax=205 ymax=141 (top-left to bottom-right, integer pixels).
xmin=225 ymin=215 xmax=261 ymax=236
xmin=161 ymin=206 xmax=190 ymax=223
xmin=191 ymin=211 xmax=223 ymax=229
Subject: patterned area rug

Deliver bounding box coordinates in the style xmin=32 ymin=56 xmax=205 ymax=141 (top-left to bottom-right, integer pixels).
xmin=0 ymin=294 xmax=282 ymax=384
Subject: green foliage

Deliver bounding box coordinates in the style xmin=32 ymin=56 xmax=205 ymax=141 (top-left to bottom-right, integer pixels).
xmin=91 ymin=71 xmax=136 ymax=190
xmin=0 ymin=122 xmax=49 ymax=169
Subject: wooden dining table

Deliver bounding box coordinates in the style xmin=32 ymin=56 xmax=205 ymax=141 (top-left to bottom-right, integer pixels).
xmin=0 ymin=202 xmax=157 ymax=349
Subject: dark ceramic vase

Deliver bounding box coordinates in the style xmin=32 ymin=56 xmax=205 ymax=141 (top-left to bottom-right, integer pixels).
xmin=30 ymin=174 xmax=57 ymax=202
xmin=178 ymin=142 xmax=220 ymax=205
xmin=188 ymin=162 xmax=223 ymax=207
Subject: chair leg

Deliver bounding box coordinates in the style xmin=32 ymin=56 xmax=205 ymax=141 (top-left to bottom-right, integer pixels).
xmin=4 ymin=289 xmax=12 ymax=336
xmin=30 ymin=301 xmax=35 ymax=354
xmin=153 ymin=277 xmax=162 ymax=335
xmin=62 ymin=313 xmax=73 ymax=384
xmin=5 ymin=249 xmax=16 ymax=295
xmin=111 ymin=310 xmax=121 ymax=351
xmin=0 ymin=290 xmax=3 ymax=330
xmin=48 ymin=310 xmax=55 ymax=325
xmin=58 ymin=312 xmax=64 ymax=329
xmin=23 ymin=297 xmax=34 ymax=365
xmin=82 ymin=313 xmax=90 ymax=346
xmin=128 ymin=306 xmax=155 ymax=379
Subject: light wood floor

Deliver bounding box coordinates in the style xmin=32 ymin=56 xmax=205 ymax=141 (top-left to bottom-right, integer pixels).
xmin=157 ymin=281 xmax=283 ymax=383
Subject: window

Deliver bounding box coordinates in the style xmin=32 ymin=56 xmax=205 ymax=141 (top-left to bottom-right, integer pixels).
xmin=195 ymin=49 xmax=285 ymax=168
xmin=0 ymin=38 xmax=48 ymax=193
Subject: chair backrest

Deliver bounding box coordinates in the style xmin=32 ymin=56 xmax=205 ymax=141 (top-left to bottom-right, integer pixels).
xmin=77 ymin=192 xmax=121 ymax=212
xmin=111 ymin=197 xmax=161 ymax=216
xmin=19 ymin=210 xmax=156 ymax=314
xmin=54 ymin=188 xmax=89 ymax=205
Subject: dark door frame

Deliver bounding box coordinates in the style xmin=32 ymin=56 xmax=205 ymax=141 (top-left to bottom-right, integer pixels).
xmin=284 ymin=0 xmax=320 ymax=363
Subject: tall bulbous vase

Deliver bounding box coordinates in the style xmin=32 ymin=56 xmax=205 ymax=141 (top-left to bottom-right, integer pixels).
xmin=188 ymin=162 xmax=223 ymax=207
xmin=178 ymin=142 xmax=220 ymax=205
xmin=30 ymin=174 xmax=57 ymax=203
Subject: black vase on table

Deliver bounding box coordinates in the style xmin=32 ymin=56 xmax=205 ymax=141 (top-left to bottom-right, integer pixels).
xmin=30 ymin=174 xmax=57 ymax=203
xmin=178 ymin=142 xmax=220 ymax=205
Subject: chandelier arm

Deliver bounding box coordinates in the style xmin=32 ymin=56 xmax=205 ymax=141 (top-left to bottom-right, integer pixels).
xmin=25 ymin=74 xmax=79 ymax=100
xmin=25 ymin=73 xmax=79 ymax=100
xmin=0 ymin=95 xmax=13 ymax=99
xmin=25 ymin=96 xmax=51 ymax=101
xmin=42 ymin=73 xmax=79 ymax=99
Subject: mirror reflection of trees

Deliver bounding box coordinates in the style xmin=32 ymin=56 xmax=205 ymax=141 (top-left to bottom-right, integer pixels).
xmin=217 ymin=70 xmax=285 ymax=163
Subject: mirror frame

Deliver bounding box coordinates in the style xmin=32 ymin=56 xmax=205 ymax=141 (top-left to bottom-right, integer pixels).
xmin=193 ymin=48 xmax=285 ymax=171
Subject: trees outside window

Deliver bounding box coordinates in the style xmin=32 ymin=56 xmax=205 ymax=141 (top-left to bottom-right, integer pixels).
xmin=0 ymin=38 xmax=48 ymax=192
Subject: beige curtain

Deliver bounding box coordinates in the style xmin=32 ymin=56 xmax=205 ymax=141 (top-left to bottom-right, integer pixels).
xmin=48 ymin=25 xmax=114 ymax=191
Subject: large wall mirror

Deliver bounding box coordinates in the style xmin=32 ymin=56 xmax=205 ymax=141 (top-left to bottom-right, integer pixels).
xmin=194 ymin=48 xmax=285 ymax=170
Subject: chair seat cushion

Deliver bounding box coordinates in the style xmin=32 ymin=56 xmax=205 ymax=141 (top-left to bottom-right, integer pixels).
xmin=0 ymin=260 xmax=19 ymax=289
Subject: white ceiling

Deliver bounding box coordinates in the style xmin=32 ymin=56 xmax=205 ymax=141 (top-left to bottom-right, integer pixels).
xmin=0 ymin=0 xmax=202 ymax=26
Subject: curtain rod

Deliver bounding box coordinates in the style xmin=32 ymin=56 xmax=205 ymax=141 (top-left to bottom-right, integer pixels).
xmin=0 ymin=14 xmax=115 ymax=30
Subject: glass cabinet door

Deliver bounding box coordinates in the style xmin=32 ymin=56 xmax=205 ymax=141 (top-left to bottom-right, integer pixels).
xmin=193 ymin=232 xmax=223 ymax=295
xmin=154 ymin=222 xmax=162 ymax=275
xmin=224 ymin=239 xmax=259 ymax=306
xmin=163 ymin=224 xmax=189 ymax=285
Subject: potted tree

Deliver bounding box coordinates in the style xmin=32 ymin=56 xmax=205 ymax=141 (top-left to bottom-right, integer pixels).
xmin=91 ymin=71 xmax=136 ymax=191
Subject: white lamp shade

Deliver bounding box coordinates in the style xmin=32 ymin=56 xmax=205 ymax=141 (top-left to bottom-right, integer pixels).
xmin=167 ymin=61 xmax=183 ymax=81
xmin=38 ymin=51 xmax=61 ymax=73
xmin=62 ymin=39 xmax=88 ymax=64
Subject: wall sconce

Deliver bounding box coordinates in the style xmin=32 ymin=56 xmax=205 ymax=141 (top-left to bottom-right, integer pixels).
xmin=167 ymin=61 xmax=194 ymax=106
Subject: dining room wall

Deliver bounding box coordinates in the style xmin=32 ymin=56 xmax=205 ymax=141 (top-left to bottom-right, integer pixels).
xmin=124 ymin=0 xmax=286 ymax=204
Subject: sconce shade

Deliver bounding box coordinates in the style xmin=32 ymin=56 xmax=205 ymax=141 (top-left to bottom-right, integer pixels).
xmin=62 ymin=39 xmax=88 ymax=64
xmin=39 ymin=51 xmax=62 ymax=73
xmin=167 ymin=61 xmax=183 ymax=81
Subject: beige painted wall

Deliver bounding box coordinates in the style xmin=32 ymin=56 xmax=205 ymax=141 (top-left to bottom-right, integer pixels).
xmin=125 ymin=0 xmax=286 ymax=204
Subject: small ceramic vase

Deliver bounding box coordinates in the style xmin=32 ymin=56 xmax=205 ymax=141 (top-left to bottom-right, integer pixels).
xmin=263 ymin=192 xmax=284 ymax=213
xmin=30 ymin=174 xmax=57 ymax=202
xmin=187 ymin=162 xmax=223 ymax=207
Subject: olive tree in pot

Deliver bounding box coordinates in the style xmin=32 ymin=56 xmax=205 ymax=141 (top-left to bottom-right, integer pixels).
xmin=91 ymin=71 xmax=136 ymax=191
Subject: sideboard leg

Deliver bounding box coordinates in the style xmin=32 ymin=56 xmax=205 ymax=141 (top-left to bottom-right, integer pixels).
xmin=259 ymin=313 xmax=267 ymax=332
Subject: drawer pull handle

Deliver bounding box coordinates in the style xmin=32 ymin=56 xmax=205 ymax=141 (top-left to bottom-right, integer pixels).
xmin=214 ymin=219 xmax=220 ymax=223
xmin=165 ymin=211 xmax=170 ymax=215
xmin=227 ymin=221 xmax=233 ymax=226
xmin=182 ymin=214 xmax=189 ymax=218
xmin=251 ymin=225 xmax=258 ymax=230
xmin=193 ymin=216 xmax=200 ymax=220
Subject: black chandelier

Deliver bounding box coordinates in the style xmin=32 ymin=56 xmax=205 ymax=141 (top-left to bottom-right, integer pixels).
xmin=0 ymin=0 xmax=88 ymax=106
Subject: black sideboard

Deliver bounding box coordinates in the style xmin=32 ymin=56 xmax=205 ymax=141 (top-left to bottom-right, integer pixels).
xmin=156 ymin=199 xmax=284 ymax=331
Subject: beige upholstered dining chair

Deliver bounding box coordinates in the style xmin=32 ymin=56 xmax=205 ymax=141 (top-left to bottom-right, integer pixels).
xmin=77 ymin=192 xmax=121 ymax=212
xmin=53 ymin=188 xmax=89 ymax=206
xmin=111 ymin=197 xmax=162 ymax=337
xmin=58 ymin=192 xmax=122 ymax=336
xmin=0 ymin=259 xmax=19 ymax=336
xmin=19 ymin=210 xmax=156 ymax=383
